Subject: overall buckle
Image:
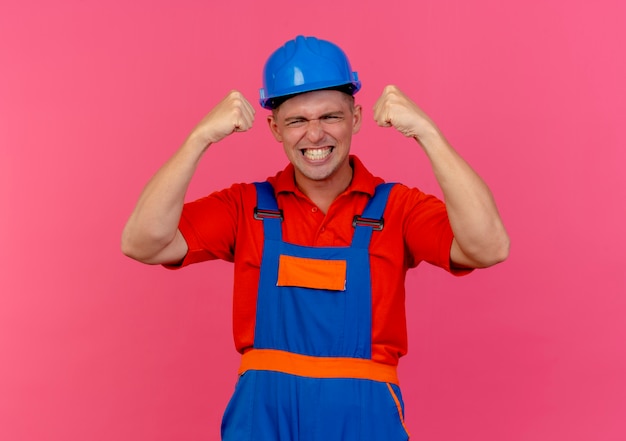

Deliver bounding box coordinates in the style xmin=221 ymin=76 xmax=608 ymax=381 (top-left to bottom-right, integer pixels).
xmin=254 ymin=207 xmax=284 ymax=221
xmin=352 ymin=215 xmax=384 ymax=231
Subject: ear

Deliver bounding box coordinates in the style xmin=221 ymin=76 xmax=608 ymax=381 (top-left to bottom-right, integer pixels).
xmin=267 ymin=114 xmax=283 ymax=142
xmin=352 ymin=104 xmax=363 ymax=135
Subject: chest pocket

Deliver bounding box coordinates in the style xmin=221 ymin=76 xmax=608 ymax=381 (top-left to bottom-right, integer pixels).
xmin=277 ymin=255 xmax=347 ymax=291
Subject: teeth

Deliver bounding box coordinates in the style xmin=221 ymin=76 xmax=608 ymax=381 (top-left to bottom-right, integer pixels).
xmin=303 ymin=147 xmax=331 ymax=161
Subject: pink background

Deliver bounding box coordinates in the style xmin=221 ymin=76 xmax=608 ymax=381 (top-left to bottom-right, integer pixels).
xmin=1 ymin=1 xmax=625 ymax=440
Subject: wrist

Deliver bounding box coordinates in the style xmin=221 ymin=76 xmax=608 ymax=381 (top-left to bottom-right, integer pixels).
xmin=414 ymin=126 xmax=443 ymax=149
xmin=184 ymin=131 xmax=213 ymax=154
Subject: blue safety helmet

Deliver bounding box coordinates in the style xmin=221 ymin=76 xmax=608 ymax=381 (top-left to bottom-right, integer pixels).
xmin=259 ymin=35 xmax=361 ymax=109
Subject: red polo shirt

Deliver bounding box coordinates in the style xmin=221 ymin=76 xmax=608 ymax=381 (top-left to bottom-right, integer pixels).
xmin=173 ymin=156 xmax=466 ymax=366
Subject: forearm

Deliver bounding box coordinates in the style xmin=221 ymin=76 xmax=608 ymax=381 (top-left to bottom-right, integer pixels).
xmin=121 ymin=135 xmax=207 ymax=263
xmin=417 ymin=130 xmax=510 ymax=268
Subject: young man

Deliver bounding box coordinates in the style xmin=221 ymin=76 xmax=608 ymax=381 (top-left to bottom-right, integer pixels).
xmin=122 ymin=35 xmax=509 ymax=440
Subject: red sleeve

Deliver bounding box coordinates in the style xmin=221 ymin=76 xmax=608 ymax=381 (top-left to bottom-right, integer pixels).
xmin=394 ymin=185 xmax=472 ymax=276
xmin=167 ymin=183 xmax=253 ymax=268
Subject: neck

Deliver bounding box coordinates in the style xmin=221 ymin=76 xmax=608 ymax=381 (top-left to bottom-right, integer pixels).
xmin=295 ymin=164 xmax=353 ymax=214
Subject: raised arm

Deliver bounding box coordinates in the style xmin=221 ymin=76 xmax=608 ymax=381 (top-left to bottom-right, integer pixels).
xmin=373 ymin=85 xmax=509 ymax=268
xmin=121 ymin=90 xmax=255 ymax=265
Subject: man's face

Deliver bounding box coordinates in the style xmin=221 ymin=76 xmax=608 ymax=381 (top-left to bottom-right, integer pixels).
xmin=268 ymin=90 xmax=362 ymax=187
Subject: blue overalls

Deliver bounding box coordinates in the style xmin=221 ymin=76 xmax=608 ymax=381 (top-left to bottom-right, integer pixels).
xmin=221 ymin=182 xmax=410 ymax=441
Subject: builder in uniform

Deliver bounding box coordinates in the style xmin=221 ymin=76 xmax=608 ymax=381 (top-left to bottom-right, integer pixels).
xmin=122 ymin=35 xmax=510 ymax=440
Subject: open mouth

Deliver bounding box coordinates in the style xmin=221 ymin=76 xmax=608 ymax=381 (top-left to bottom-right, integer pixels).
xmin=302 ymin=146 xmax=333 ymax=161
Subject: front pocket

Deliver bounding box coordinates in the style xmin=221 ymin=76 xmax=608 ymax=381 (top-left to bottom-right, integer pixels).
xmin=386 ymin=382 xmax=411 ymax=438
xmin=277 ymin=255 xmax=346 ymax=291
xmin=221 ymin=371 xmax=257 ymax=440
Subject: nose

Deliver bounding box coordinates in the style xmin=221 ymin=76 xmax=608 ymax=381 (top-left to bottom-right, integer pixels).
xmin=305 ymin=119 xmax=325 ymax=143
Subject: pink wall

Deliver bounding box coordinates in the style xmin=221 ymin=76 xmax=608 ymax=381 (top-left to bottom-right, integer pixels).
xmin=1 ymin=1 xmax=624 ymax=440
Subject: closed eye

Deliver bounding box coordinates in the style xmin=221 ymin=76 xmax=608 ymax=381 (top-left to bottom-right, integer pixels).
xmin=285 ymin=118 xmax=307 ymax=128
xmin=283 ymin=113 xmax=345 ymax=128
xmin=321 ymin=115 xmax=344 ymax=123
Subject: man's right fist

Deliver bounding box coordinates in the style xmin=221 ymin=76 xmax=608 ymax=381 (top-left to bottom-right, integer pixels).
xmin=191 ymin=90 xmax=256 ymax=147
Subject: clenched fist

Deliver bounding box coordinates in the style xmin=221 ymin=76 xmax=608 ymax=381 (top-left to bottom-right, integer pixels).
xmin=190 ymin=90 xmax=256 ymax=147
xmin=373 ymin=85 xmax=438 ymax=142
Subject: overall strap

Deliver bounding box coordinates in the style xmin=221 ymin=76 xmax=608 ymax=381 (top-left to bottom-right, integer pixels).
xmin=253 ymin=182 xmax=282 ymax=241
xmin=351 ymin=183 xmax=396 ymax=249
